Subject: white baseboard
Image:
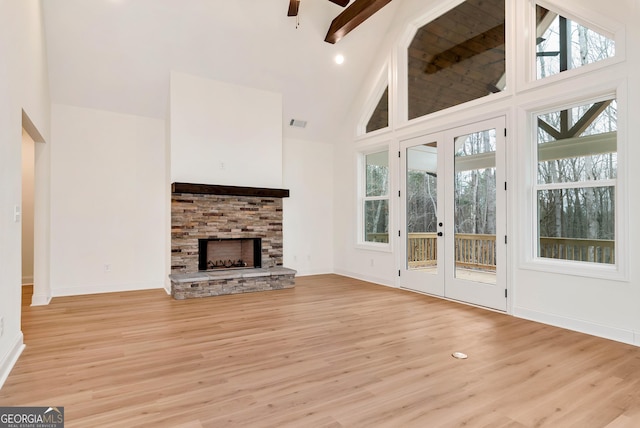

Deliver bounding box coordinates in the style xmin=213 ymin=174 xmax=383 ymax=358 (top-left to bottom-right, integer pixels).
xmin=513 ymin=306 xmax=637 ymax=347
xmin=52 ymin=281 xmax=165 ymax=297
xmin=333 ymin=269 xmax=396 ymax=288
xmin=294 ymin=269 xmax=334 ymax=277
xmin=31 ymin=293 xmax=52 ymax=306
xmin=0 ymin=332 xmax=25 ymax=390
xmin=22 ymin=276 xmax=33 ymax=285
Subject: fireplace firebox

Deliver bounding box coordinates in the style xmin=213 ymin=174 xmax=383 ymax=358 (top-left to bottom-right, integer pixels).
xmin=198 ymin=238 xmax=262 ymax=271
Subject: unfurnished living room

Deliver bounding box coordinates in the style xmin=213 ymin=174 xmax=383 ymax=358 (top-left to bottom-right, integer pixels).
xmin=1 ymin=0 xmax=640 ymax=427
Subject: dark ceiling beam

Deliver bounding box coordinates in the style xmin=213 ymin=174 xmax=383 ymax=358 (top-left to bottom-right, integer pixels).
xmin=329 ymin=0 xmax=350 ymax=6
xmin=324 ymin=0 xmax=393 ymax=44
xmin=287 ymin=0 xmax=300 ymax=17
xmin=424 ymin=23 xmax=505 ymax=74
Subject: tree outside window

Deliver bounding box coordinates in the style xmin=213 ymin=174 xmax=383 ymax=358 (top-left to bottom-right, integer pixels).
xmin=536 ymin=99 xmax=617 ymax=264
xmin=363 ymin=151 xmax=389 ymax=243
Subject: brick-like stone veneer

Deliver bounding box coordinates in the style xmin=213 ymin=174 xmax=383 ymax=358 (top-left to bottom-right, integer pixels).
xmin=170 ymin=186 xmax=294 ymax=299
xmin=171 ymin=193 xmax=284 ymax=273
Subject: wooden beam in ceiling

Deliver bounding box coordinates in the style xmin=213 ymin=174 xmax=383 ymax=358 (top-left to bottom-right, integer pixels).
xmin=324 ymin=0 xmax=392 ymax=44
xmin=424 ymin=23 xmax=505 ymax=74
xmin=287 ymin=0 xmax=300 ymax=17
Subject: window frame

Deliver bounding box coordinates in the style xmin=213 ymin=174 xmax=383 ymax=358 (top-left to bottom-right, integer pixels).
xmin=518 ymin=0 xmax=626 ymax=91
xmin=357 ymin=147 xmax=392 ymax=251
xmin=357 ymin=62 xmax=392 ymax=137
xmin=522 ymin=89 xmax=628 ymax=281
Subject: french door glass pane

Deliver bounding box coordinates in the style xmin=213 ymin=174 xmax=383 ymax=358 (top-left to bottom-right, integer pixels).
xmin=407 ymin=143 xmax=438 ymax=271
xmin=454 ymin=129 xmax=497 ymax=284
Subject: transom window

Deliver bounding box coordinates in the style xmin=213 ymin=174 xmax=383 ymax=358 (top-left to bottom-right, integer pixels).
xmin=407 ymin=0 xmax=506 ymax=120
xmin=536 ymin=5 xmax=615 ymax=79
xmin=366 ymin=86 xmax=389 ymax=133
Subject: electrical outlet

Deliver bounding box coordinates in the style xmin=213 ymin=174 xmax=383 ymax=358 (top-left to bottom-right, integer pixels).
xmin=0 ymin=316 xmax=4 ymax=337
xmin=370 ymin=259 xmax=374 ymax=267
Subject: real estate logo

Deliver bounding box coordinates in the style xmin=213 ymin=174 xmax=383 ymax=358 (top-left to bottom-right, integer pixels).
xmin=0 ymin=407 xmax=64 ymax=428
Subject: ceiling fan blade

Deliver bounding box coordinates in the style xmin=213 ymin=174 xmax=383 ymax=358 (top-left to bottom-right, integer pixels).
xmin=328 ymin=0 xmax=350 ymax=6
xmin=287 ymin=0 xmax=300 ymax=16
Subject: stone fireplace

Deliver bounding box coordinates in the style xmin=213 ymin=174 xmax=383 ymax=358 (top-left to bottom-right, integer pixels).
xmin=169 ymin=183 xmax=296 ymax=299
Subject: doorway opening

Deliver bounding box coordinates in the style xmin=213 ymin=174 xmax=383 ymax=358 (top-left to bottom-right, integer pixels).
xmin=21 ymin=109 xmax=49 ymax=308
xmin=21 ymin=128 xmax=35 ymax=305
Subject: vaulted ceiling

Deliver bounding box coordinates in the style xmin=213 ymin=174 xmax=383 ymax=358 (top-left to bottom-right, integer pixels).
xmin=42 ymin=0 xmax=401 ymax=142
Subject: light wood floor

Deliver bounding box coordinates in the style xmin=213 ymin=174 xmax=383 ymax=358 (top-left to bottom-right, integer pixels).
xmin=3 ymin=275 xmax=640 ymax=427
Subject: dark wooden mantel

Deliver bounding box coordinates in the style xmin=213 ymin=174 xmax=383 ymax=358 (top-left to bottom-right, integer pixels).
xmin=171 ymin=182 xmax=290 ymax=198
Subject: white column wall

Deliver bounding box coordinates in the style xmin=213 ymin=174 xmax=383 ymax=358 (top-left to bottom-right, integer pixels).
xmin=49 ymin=104 xmax=166 ymax=296
xmin=169 ymin=72 xmax=283 ymax=188
xmin=0 ymin=0 xmax=51 ymax=388
xmin=283 ymin=138 xmax=334 ymax=276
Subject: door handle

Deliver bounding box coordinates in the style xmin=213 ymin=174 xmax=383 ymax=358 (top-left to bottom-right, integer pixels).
xmin=437 ymin=232 xmax=443 ymax=237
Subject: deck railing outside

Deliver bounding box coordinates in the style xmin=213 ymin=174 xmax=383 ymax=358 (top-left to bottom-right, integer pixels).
xmin=538 ymin=237 xmax=615 ymax=264
xmin=366 ymin=233 xmax=389 ymax=243
xmin=401 ymin=233 xmax=615 ymax=269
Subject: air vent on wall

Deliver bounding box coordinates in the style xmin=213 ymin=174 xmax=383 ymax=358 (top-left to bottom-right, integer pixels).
xmin=289 ymin=119 xmax=307 ymax=128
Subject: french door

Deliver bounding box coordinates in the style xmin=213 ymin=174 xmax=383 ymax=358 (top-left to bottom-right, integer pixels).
xmin=399 ymin=117 xmax=507 ymax=311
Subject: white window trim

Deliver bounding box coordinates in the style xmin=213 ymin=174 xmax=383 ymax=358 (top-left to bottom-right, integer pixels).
xmin=357 ymin=147 xmax=393 ymax=252
xmin=520 ymin=88 xmax=628 ymax=281
xmin=356 ymin=62 xmax=392 ymax=137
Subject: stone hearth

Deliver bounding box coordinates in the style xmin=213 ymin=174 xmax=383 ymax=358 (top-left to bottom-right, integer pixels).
xmin=170 ymin=267 xmax=296 ymax=300
xmin=169 ymin=183 xmax=295 ymax=299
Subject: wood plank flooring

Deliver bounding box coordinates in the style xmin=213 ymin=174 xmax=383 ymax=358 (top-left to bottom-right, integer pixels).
xmin=2 ymin=275 xmax=640 ymax=427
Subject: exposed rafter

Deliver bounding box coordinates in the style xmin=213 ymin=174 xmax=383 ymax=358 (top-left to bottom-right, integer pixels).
xmin=324 ymin=0 xmax=393 ymax=44
xmin=538 ymin=101 xmax=612 ymax=141
xmin=424 ymin=24 xmax=505 ymax=74
xmin=288 ymin=0 xmax=349 ymax=18
xmin=287 ymin=0 xmax=300 ymax=17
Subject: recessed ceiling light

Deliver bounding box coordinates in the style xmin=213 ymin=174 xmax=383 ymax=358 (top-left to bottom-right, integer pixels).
xmin=334 ymin=54 xmax=345 ymax=65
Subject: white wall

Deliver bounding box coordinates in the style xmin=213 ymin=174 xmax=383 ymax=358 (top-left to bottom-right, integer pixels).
xmin=170 ymin=71 xmax=283 ymax=188
xmin=21 ymin=130 xmax=35 ymax=284
xmin=336 ymin=0 xmax=640 ymax=345
xmin=50 ymin=104 xmax=166 ymax=296
xmin=0 ymin=0 xmax=51 ymax=388
xmin=283 ymin=138 xmax=334 ymax=276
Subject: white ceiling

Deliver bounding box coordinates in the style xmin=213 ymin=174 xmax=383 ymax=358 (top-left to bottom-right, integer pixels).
xmin=42 ymin=0 xmax=400 ymax=142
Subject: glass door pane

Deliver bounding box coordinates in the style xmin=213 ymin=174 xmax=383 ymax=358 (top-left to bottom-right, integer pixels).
xmin=400 ymin=133 xmax=445 ymax=297
xmin=453 ymin=129 xmax=497 ymax=285
xmin=407 ymin=143 xmax=439 ymax=273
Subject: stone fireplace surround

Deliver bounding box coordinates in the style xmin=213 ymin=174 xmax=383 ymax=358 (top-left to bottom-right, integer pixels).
xmin=169 ymin=182 xmax=296 ymax=299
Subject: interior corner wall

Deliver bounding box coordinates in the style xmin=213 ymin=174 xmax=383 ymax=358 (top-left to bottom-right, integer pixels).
xmin=0 ymin=0 xmax=51 ymax=388
xmin=282 ymin=138 xmax=334 ymax=276
xmin=50 ymin=104 xmax=166 ymax=296
xmin=169 ymin=71 xmax=283 ymax=188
